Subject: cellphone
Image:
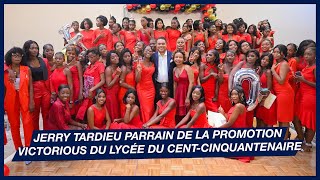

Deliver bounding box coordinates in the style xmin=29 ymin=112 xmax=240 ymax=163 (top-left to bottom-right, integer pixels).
xmin=295 ymin=71 xmax=302 ymax=76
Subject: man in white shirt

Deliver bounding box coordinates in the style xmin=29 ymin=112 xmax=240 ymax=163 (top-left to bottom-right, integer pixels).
xmin=152 ymin=37 xmax=174 ymax=103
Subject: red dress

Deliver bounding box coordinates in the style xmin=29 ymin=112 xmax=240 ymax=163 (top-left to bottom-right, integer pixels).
xmin=118 ymin=70 xmax=136 ymax=115
xmin=193 ymin=31 xmax=205 ymax=43
xmin=93 ymin=28 xmax=113 ymax=50
xmin=208 ymin=36 xmax=218 ymax=52
xmin=89 ymin=105 xmax=107 ymax=130
xmin=106 ymin=71 xmax=120 ymax=121
xmin=167 ymin=28 xmax=181 ymax=51
xmin=136 ymin=63 xmax=155 ymax=123
xmin=174 ymin=69 xmax=189 ymax=116
xmin=109 ymin=110 xmax=143 ymax=129
xmin=191 ymin=65 xmax=199 ymax=85
xmin=233 ymin=54 xmax=241 ymax=66
xmin=81 ymin=30 xmax=94 ymax=49
xmin=222 ymin=34 xmax=241 ymax=42
xmin=202 ymin=63 xmax=218 ymax=112
xmin=237 ymin=32 xmax=252 ymax=43
xmin=218 ymin=74 xmax=232 ymax=113
xmin=298 ymin=65 xmax=316 ymax=131
xmin=273 ymin=62 xmax=294 ymax=122
xmin=294 ymin=56 xmax=307 ymax=116
xmin=182 ymin=33 xmax=192 ymax=52
xmin=255 ymin=73 xmax=277 ymax=126
xmin=76 ymin=61 xmax=105 ymax=121
xmin=138 ymin=28 xmax=152 ymax=45
xmin=50 ymin=67 xmax=67 ymax=94
xmin=112 ymin=34 xmax=124 ymax=49
xmin=124 ymin=31 xmax=140 ymax=53
xmin=150 ymin=98 xmax=176 ymax=129
xmin=227 ymin=106 xmax=253 ymax=163
xmin=219 ymin=53 xmax=226 ymax=63
xmin=180 ymin=109 xmax=211 ymax=128
xmin=69 ymin=65 xmax=80 ymax=116
xmin=154 ymin=30 xmax=171 ymax=50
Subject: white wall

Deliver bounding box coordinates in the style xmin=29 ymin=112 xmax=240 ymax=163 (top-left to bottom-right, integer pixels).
xmin=4 ymin=4 xmax=316 ymax=55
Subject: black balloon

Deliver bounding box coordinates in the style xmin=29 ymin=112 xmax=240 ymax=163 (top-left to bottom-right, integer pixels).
xmin=196 ymin=6 xmax=201 ymax=10
xmin=133 ymin=6 xmax=138 ymax=11
xmin=137 ymin=5 xmax=142 ymax=9
xmin=185 ymin=4 xmax=191 ymax=8
xmin=204 ymin=17 xmax=209 ymax=22
xmin=170 ymin=6 xmax=175 ymax=10
xmin=155 ymin=7 xmax=159 ymax=11
xmin=213 ymin=7 xmax=217 ymax=11
xmin=202 ymin=10 xmax=207 ymax=14
xmin=180 ymin=7 xmax=185 ymax=12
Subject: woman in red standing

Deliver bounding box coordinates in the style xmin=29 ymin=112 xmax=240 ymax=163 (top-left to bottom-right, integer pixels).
xmin=110 ymin=89 xmax=142 ymax=129
xmin=123 ymin=19 xmax=140 ymax=53
xmin=65 ymin=46 xmax=83 ymax=118
xmin=199 ymin=49 xmax=220 ymax=112
xmin=221 ymin=23 xmax=240 ymax=43
xmin=105 ymin=50 xmax=121 ymax=121
xmin=154 ymin=18 xmax=170 ymax=50
xmin=192 ymin=20 xmax=205 ymax=46
xmin=93 ymin=15 xmax=113 ymax=51
xmin=217 ymin=50 xmax=236 ymax=113
xmin=80 ymin=18 xmax=94 ymax=50
xmin=4 ymin=47 xmax=34 ymax=152
xmin=175 ymin=85 xmax=211 ymax=128
xmin=139 ymin=16 xmax=154 ymax=46
xmin=295 ymin=47 xmax=316 ymax=151
xmin=181 ymin=22 xmax=192 ymax=52
xmin=255 ymin=53 xmax=277 ymax=127
xmin=206 ymin=24 xmax=221 ymax=53
xmin=292 ymin=40 xmax=316 ymax=140
xmin=118 ymin=48 xmax=136 ymax=115
xmin=49 ymin=52 xmax=73 ymax=104
xmin=286 ymin=43 xmax=298 ymax=90
xmin=167 ymin=17 xmax=182 ymax=52
xmin=22 ymin=40 xmax=50 ymax=130
xmin=135 ymin=46 xmax=155 ymax=123
xmin=228 ymin=49 xmax=260 ymax=128
xmin=112 ymin=23 xmax=125 ymax=48
xmin=42 ymin=44 xmax=55 ymax=77
xmin=173 ymin=50 xmax=194 ymax=124
xmin=271 ymin=44 xmax=294 ymax=140
xmin=76 ymin=48 xmax=105 ymax=122
xmin=87 ymin=88 xmax=111 ymax=130
xmin=218 ymin=86 xmax=253 ymax=163
xmin=215 ymin=38 xmax=227 ymax=62
xmin=186 ymin=47 xmax=201 ymax=85
xmin=143 ymin=83 xmax=176 ymax=129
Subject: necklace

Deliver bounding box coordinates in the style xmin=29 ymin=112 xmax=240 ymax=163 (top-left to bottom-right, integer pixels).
xmin=66 ymin=59 xmax=75 ymax=66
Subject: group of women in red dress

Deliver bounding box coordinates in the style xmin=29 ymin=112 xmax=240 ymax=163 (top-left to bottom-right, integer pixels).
xmin=4 ymin=15 xmax=316 ymax=160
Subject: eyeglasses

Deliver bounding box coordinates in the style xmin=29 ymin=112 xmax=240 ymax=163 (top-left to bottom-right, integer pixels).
xmin=12 ymin=54 xmax=23 ymax=58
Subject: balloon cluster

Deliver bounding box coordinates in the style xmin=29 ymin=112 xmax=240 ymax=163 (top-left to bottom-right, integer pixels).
xmin=126 ymin=4 xmax=217 ymax=21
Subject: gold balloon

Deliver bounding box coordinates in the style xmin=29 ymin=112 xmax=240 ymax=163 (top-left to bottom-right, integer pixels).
xmin=190 ymin=4 xmax=197 ymax=10
xmin=141 ymin=8 xmax=146 ymax=13
xmin=146 ymin=5 xmax=151 ymax=11
xmin=207 ymin=8 xmax=213 ymax=14
xmin=160 ymin=4 xmax=166 ymax=10
xmin=136 ymin=9 xmax=142 ymax=13
xmin=209 ymin=14 xmax=216 ymax=20
xmin=186 ymin=8 xmax=192 ymax=13
xmin=166 ymin=4 xmax=171 ymax=8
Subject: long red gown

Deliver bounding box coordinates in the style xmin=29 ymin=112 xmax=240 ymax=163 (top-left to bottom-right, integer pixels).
xmin=50 ymin=67 xmax=67 ymax=94
xmin=227 ymin=105 xmax=253 ymax=163
xmin=76 ymin=61 xmax=105 ymax=121
xmin=167 ymin=28 xmax=181 ymax=51
xmin=273 ymin=62 xmax=294 ymax=122
xmin=202 ymin=63 xmax=219 ymax=112
xmin=298 ymin=65 xmax=316 ymax=131
xmin=69 ymin=65 xmax=80 ymax=116
xmin=93 ymin=28 xmax=113 ymax=50
xmin=218 ymin=74 xmax=232 ymax=113
xmin=191 ymin=65 xmax=199 ymax=85
xmin=106 ymin=71 xmax=120 ymax=121
xmin=294 ymin=56 xmax=307 ymax=116
xmin=255 ymin=72 xmax=277 ymax=126
xmin=136 ymin=63 xmax=155 ymax=123
xmin=88 ymin=105 xmax=106 ymax=130
xmin=81 ymin=30 xmax=94 ymax=49
xmin=118 ymin=70 xmax=136 ymax=115
xmin=109 ymin=109 xmax=143 ymax=129
xmin=150 ymin=98 xmax=176 ymax=129
xmin=174 ymin=69 xmax=189 ymax=116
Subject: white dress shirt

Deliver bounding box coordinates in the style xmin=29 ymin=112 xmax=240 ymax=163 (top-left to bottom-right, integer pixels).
xmin=157 ymin=51 xmax=169 ymax=83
